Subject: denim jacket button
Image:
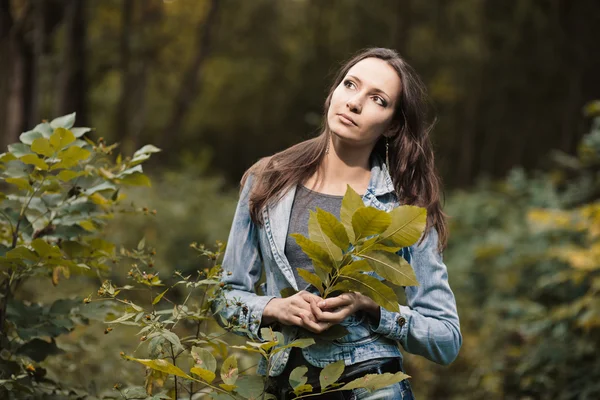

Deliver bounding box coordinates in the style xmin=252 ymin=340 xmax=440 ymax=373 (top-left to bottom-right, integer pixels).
xmin=397 ymin=317 xmax=406 ymax=326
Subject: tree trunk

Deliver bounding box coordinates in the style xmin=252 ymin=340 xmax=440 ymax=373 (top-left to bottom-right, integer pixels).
xmin=55 ymin=0 xmax=87 ymax=124
xmin=160 ymin=0 xmax=221 ymax=155
xmin=113 ymin=0 xmax=134 ymax=151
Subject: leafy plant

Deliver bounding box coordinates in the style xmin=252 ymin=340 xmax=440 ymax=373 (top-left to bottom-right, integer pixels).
xmin=101 ymin=237 xmax=411 ymax=399
xmin=0 ymin=113 xmax=160 ymax=398
xmin=285 ymin=185 xmax=425 ymax=337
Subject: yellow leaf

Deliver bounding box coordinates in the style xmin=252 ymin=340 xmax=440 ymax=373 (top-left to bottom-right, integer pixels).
xmin=78 ymin=220 xmax=97 ymax=232
xmin=20 ymin=154 xmax=49 ymax=170
xmin=190 ymin=367 xmax=216 ymax=383
xmin=57 ymin=170 xmax=83 ymax=182
xmin=49 ymin=127 xmax=76 ymax=150
xmin=5 ymin=177 xmax=32 ymax=191
xmin=31 ymin=138 xmax=54 ymax=157
xmin=123 ymin=356 xmax=193 ymax=380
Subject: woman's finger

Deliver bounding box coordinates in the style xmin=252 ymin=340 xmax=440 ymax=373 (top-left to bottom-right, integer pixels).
xmin=300 ymin=292 xmax=323 ymax=306
xmin=316 ymin=305 xmax=354 ymax=324
xmin=318 ymin=294 xmax=352 ymax=310
xmin=309 ymin=298 xmax=327 ymax=321
xmin=300 ymin=313 xmax=330 ymax=333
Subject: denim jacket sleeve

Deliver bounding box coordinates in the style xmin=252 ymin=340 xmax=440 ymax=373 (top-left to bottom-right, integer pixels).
xmin=367 ymin=227 xmax=462 ymax=365
xmin=210 ymin=174 xmax=276 ymax=342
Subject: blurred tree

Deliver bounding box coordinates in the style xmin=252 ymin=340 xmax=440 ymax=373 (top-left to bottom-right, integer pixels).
xmin=2 ymin=0 xmax=600 ymax=187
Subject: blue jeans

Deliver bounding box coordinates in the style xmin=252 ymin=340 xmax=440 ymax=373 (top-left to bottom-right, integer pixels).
xmin=351 ymin=378 xmax=415 ymax=399
xmin=269 ymin=356 xmax=416 ymax=399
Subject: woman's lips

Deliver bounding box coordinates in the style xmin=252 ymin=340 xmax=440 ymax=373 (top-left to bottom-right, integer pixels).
xmin=338 ymin=113 xmax=357 ymax=126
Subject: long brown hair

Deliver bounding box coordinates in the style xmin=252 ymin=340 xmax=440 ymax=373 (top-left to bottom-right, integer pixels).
xmin=241 ymin=47 xmax=448 ymax=251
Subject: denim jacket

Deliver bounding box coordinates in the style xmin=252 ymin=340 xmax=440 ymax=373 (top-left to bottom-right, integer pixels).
xmin=211 ymin=153 xmax=462 ymax=377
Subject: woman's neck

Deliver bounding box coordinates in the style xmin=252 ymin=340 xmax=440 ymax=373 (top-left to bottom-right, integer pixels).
xmin=304 ymin=136 xmax=374 ymax=196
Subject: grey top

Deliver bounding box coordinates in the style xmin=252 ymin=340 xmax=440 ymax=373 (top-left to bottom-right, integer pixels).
xmin=284 ymin=184 xmax=343 ymax=291
xmin=283 ymin=184 xmax=344 ymax=376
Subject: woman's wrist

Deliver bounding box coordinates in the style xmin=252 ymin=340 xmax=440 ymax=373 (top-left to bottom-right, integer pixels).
xmin=260 ymin=298 xmax=280 ymax=326
xmin=359 ymin=295 xmax=381 ymax=324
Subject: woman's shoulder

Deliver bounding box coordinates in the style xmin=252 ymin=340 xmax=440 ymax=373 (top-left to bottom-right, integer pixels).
xmin=240 ymin=156 xmax=266 ymax=182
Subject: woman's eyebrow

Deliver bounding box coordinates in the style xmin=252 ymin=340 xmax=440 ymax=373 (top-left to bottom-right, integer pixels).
xmin=347 ymin=74 xmax=391 ymax=99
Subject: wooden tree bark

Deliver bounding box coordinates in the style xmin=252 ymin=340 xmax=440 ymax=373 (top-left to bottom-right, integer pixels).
xmin=0 ymin=0 xmax=13 ymax=149
xmin=55 ymin=0 xmax=87 ymax=124
xmin=113 ymin=0 xmax=134 ymax=151
xmin=2 ymin=0 xmax=32 ymax=148
xmin=160 ymin=0 xmax=221 ymax=154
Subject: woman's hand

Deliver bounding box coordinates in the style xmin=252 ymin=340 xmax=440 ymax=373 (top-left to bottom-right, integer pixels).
xmin=262 ymin=290 xmax=332 ymax=333
xmin=310 ymin=291 xmax=380 ymax=324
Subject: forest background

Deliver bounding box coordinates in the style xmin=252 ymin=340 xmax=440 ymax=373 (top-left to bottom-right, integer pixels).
xmin=1 ymin=0 xmax=599 ymax=399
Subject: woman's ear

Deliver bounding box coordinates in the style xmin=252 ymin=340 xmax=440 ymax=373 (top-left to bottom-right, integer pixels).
xmin=384 ymin=123 xmax=400 ymax=138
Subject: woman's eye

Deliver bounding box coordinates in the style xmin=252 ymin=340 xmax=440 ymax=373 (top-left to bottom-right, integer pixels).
xmin=343 ymin=79 xmax=355 ymax=89
xmin=374 ymin=97 xmax=387 ymax=107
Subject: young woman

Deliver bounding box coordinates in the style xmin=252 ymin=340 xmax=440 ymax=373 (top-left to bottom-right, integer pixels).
xmin=212 ymin=48 xmax=462 ymax=400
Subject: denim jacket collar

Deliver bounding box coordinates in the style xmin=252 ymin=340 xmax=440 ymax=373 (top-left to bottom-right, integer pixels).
xmin=366 ymin=152 xmax=396 ymax=197
xmin=262 ymin=152 xmax=397 ymax=290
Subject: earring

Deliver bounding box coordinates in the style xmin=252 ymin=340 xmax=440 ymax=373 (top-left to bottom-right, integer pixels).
xmin=385 ymin=137 xmax=390 ymax=170
xmin=325 ymin=139 xmax=330 ymax=155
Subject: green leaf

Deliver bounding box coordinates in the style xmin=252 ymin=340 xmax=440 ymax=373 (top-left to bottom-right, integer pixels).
xmin=107 ymin=312 xmax=137 ymax=324
xmin=308 ymin=210 xmax=342 ymax=263
xmin=352 ymin=207 xmax=392 ymax=241
xmin=234 ymin=375 xmax=265 ymax=399
xmin=5 ymin=177 xmax=32 ymax=191
xmin=32 ymin=122 xmax=54 ymax=137
xmin=191 ymin=346 xmax=216 ymax=373
xmin=220 ymin=355 xmax=238 ymax=385
xmin=332 ymin=273 xmax=399 ymax=312
xmin=123 ymin=356 xmax=193 ymax=380
xmin=134 ymin=144 xmax=162 ymax=156
xmin=319 ymin=360 xmax=345 ymax=392
xmin=229 ymin=344 xmax=265 ymax=355
xmin=137 ymin=237 xmax=146 ymax=250
xmin=71 ymin=127 xmax=91 ymax=137
xmin=118 ymin=172 xmax=151 ymax=186
xmin=293 ymin=384 xmax=314 ymax=396
xmin=381 ymin=206 xmax=427 ymax=247
xmin=54 ymin=146 xmax=91 ymax=168
xmin=0 ymin=152 xmax=18 ymax=162
xmin=316 ymin=208 xmax=350 ymax=251
xmin=219 ymin=383 xmax=236 ymax=392
xmin=190 ymin=367 xmax=216 ymax=383
xmin=56 ymin=170 xmax=84 ymax=182
xmin=31 ymin=138 xmax=54 ymax=157
xmin=19 ymin=130 xmax=44 ymax=145
xmin=161 ymin=329 xmax=183 ymax=351
xmin=20 ymin=154 xmax=48 ymax=170
xmin=280 ymin=287 xmax=297 ymax=298
xmin=290 ymin=233 xmax=333 ymax=284
xmin=152 ymin=289 xmax=169 ymax=305
xmin=259 ymin=327 xmax=278 ymax=342
xmin=341 ymin=185 xmax=365 ymax=243
xmin=297 ymin=268 xmax=324 ymax=294
xmin=271 ymin=338 xmax=316 ymax=354
xmin=6 ymin=247 xmax=39 ymax=261
xmin=49 ymin=127 xmax=76 ymax=150
xmin=340 ymin=372 xmax=410 ymax=391
xmin=7 ymin=143 xmax=33 ymax=157
xmin=356 ymin=236 xmax=401 ymax=255
xmin=338 ymin=259 xmax=372 ymax=276
xmin=362 ymin=251 xmax=419 ymax=287
xmin=50 ymin=112 xmax=76 ymax=129
xmin=31 ymin=238 xmax=61 ymax=258
xmin=289 ymin=366 xmax=308 ymax=389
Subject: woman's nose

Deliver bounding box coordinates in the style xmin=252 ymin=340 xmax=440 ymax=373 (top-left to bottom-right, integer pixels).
xmin=346 ymin=96 xmax=361 ymax=113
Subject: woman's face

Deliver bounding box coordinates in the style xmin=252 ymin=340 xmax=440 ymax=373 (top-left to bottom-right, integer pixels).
xmin=327 ymin=57 xmax=402 ymax=147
